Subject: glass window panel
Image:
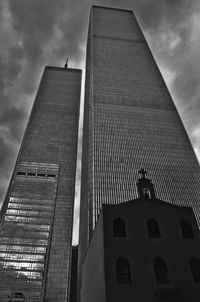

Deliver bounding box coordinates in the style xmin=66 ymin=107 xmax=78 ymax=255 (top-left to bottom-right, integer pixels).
xmin=16 ymin=254 xmax=45 ymax=262
xmin=17 ymin=271 xmax=31 ymax=278
xmin=0 ymin=253 xmax=19 ymax=261
xmin=0 ymin=245 xmax=9 ymax=251
xmin=36 ymin=232 xmax=49 ymax=238
xmin=9 ymin=197 xmax=54 ymax=206
xmin=35 ymin=247 xmax=46 ymax=254
xmin=31 ymin=271 xmax=43 ymax=279
xmin=20 ymin=254 xmax=33 ymax=261
xmin=6 ymin=209 xmax=52 ymax=219
xmin=9 ymin=254 xmax=21 ymax=261
xmin=31 ymin=263 xmax=44 ymax=270
xmin=9 ymin=246 xmax=23 ymax=252
xmin=28 ymin=291 xmax=42 ymax=297
xmin=0 ymin=253 xmax=44 ymax=261
xmin=16 ymin=217 xmax=32 ymax=223
xmin=36 ymin=239 xmax=48 ymax=246
xmin=8 ymin=203 xmax=53 ymax=212
xmin=36 ymin=225 xmax=50 ymax=231
xmin=8 ymin=203 xmax=21 ymax=209
xmin=0 ymin=223 xmax=15 ymax=230
xmin=18 ymin=262 xmax=32 ymax=269
xmin=0 ymin=277 xmax=15 ymax=286
xmin=0 ymin=252 xmax=7 ymax=258
xmin=5 ymin=216 xmax=16 ymax=222
xmin=11 ymin=238 xmax=36 ymax=245
xmin=4 ymin=216 xmax=51 ymax=225
xmin=18 ymin=246 xmax=46 ymax=254
xmin=20 ymin=247 xmax=35 ymax=253
xmin=15 ymin=279 xmax=29 ymax=288
xmin=0 ymin=261 xmax=18 ymax=269
xmin=0 ymin=237 xmax=19 ymax=244
xmin=17 ymin=271 xmax=35 ymax=278
xmin=29 ymin=280 xmax=43 ymax=288
xmin=33 ymin=255 xmax=45 ymax=262
xmin=6 ymin=209 xmax=18 ymax=215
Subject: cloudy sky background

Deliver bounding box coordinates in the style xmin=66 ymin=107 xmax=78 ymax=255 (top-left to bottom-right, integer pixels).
xmin=0 ymin=0 xmax=200 ymax=243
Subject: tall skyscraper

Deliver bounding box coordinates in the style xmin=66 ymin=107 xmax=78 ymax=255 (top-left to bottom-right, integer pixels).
xmin=79 ymin=5 xmax=200 ymax=270
xmin=0 ymin=66 xmax=81 ymax=302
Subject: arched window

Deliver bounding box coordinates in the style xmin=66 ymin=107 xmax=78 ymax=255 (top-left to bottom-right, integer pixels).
xmin=116 ymin=257 xmax=131 ymax=283
xmin=113 ymin=218 xmax=126 ymax=237
xmin=153 ymin=257 xmax=170 ymax=284
xmin=147 ymin=219 xmax=161 ymax=238
xmin=190 ymin=258 xmax=200 ymax=283
xmin=180 ymin=220 xmax=194 ymax=238
xmin=143 ymin=187 xmax=151 ymax=199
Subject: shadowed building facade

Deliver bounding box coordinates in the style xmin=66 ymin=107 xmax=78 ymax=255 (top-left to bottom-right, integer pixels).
xmin=81 ymin=175 xmax=200 ymax=302
xmin=0 ymin=67 xmax=81 ymax=302
xmin=79 ymin=5 xmax=200 ymax=277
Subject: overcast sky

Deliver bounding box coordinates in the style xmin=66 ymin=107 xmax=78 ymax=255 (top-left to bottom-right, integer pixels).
xmin=1 ymin=0 xmax=200 ymax=243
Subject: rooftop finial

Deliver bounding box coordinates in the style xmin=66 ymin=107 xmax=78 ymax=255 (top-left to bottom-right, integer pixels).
xmin=137 ymin=168 xmax=156 ymax=199
xmin=64 ymin=58 xmax=69 ymax=68
xmin=138 ymin=168 xmax=147 ymax=179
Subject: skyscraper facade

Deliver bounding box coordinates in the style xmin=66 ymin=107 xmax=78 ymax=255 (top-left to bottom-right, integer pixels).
xmin=0 ymin=67 xmax=81 ymax=302
xmin=79 ymin=5 xmax=200 ymax=269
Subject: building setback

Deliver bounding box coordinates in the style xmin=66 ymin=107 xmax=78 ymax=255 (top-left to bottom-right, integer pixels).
xmin=0 ymin=67 xmax=81 ymax=302
xmin=79 ymin=5 xmax=200 ymax=271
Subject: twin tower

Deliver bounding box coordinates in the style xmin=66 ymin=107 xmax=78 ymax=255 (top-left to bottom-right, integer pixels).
xmin=0 ymin=6 xmax=200 ymax=302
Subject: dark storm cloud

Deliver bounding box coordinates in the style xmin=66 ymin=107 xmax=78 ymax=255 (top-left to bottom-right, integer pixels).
xmin=8 ymin=0 xmax=89 ymax=65
xmin=144 ymin=0 xmax=200 ymax=136
xmin=0 ymin=107 xmax=26 ymax=141
xmin=8 ymin=0 xmax=66 ymax=61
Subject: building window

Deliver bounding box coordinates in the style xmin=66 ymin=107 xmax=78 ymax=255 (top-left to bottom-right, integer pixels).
xmin=47 ymin=174 xmax=56 ymax=178
xmin=142 ymin=187 xmax=151 ymax=199
xmin=27 ymin=172 xmax=36 ymax=176
xmin=180 ymin=220 xmax=194 ymax=238
xmin=113 ymin=218 xmax=126 ymax=237
xmin=17 ymin=172 xmax=26 ymax=176
xmin=116 ymin=257 xmax=131 ymax=284
xmin=8 ymin=291 xmax=25 ymax=302
xmin=153 ymin=257 xmax=170 ymax=284
xmin=190 ymin=258 xmax=200 ymax=283
xmin=147 ymin=219 xmax=161 ymax=238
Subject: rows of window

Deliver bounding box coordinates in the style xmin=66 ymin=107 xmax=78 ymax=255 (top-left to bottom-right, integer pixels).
xmin=2 ymin=221 xmax=51 ymax=232
xmin=6 ymin=209 xmax=52 ymax=218
xmin=0 ymin=261 xmax=44 ymax=270
xmin=17 ymin=171 xmax=56 ymax=178
xmin=0 ymin=237 xmax=48 ymax=246
xmin=7 ymin=290 xmax=42 ymax=301
xmin=113 ymin=218 xmax=194 ymax=238
xmin=0 ymin=164 xmax=58 ymax=301
xmin=0 ymin=289 xmax=42 ymax=302
xmin=7 ymin=202 xmax=53 ymax=211
xmin=4 ymin=216 xmax=51 ymax=225
xmin=0 ymin=278 xmax=42 ymax=288
xmin=0 ymin=245 xmax=46 ymax=254
xmin=0 ymin=196 xmax=55 ymax=299
xmin=0 ymin=252 xmax=45 ymax=262
xmin=116 ymin=257 xmax=200 ymax=284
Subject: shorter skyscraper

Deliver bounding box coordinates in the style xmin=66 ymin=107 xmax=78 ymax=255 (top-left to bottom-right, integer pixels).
xmin=81 ymin=172 xmax=200 ymax=302
xmin=0 ymin=66 xmax=81 ymax=302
